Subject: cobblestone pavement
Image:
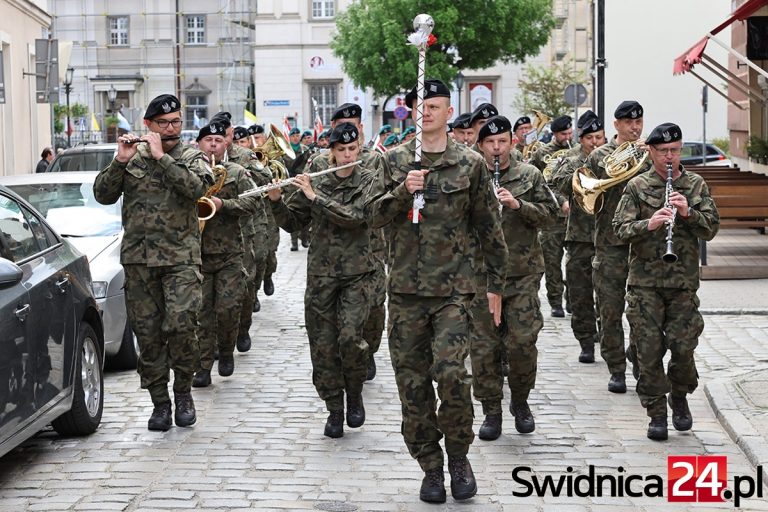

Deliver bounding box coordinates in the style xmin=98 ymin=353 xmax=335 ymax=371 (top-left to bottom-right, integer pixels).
xmin=0 ymin=233 xmax=767 ymax=511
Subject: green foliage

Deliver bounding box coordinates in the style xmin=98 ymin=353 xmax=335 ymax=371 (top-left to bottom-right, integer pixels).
xmin=53 ymin=104 xmax=67 ymax=119
xmin=54 ymin=119 xmax=64 ymax=134
xmin=70 ymin=102 xmax=88 ymax=118
xmin=331 ymin=0 xmax=555 ymax=96
xmin=514 ymin=59 xmax=588 ymax=118
xmin=710 ymin=136 xmax=730 ymax=157
xmin=104 ymin=115 xmax=119 ymax=127
xmin=746 ymin=136 xmax=768 ymax=157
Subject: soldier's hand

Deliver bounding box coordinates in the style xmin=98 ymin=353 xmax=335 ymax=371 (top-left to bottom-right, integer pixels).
xmin=405 ymin=169 xmax=429 ymax=194
xmin=295 ymin=174 xmax=317 ymax=202
xmin=497 ymin=188 xmax=520 ymax=209
xmin=487 ymin=292 xmax=503 ymax=327
xmin=561 ymin=200 xmax=570 ymax=215
xmin=648 ymin=207 xmax=674 ymax=231
xmin=116 ymin=134 xmax=140 ymax=163
xmin=669 ymin=191 xmax=689 ymax=216
xmin=145 ymin=132 xmax=165 ymax=160
xmin=211 ymin=197 xmax=223 ymax=212
xmin=267 ymin=180 xmax=282 ymax=202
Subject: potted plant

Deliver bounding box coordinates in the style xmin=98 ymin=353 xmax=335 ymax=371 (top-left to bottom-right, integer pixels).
xmin=104 ymin=115 xmax=119 ymax=143
xmin=746 ymin=136 xmax=768 ymax=164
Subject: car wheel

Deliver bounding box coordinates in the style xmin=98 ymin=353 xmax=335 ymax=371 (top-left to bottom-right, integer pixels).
xmin=51 ymin=323 xmax=103 ymax=436
xmin=109 ymin=319 xmax=139 ymax=370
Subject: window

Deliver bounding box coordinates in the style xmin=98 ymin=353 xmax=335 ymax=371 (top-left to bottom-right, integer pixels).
xmin=0 ymin=195 xmax=41 ymax=262
xmin=108 ymin=17 xmax=129 ymax=46
xmin=185 ymin=16 xmax=206 ymax=44
xmin=311 ymin=0 xmax=335 ymax=20
xmin=185 ymin=95 xmax=208 ymax=129
xmin=309 ymin=83 xmax=337 ymax=127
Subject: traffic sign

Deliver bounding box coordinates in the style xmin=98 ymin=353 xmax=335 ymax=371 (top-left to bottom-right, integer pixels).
xmin=393 ymin=106 xmax=409 ymax=120
xmin=564 ymin=84 xmax=588 ymax=107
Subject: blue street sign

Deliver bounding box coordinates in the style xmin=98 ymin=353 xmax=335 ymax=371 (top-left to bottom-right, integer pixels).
xmin=263 ymin=100 xmax=290 ymax=107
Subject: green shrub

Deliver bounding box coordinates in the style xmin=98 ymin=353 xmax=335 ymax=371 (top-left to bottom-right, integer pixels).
xmin=710 ymin=137 xmax=730 ymax=156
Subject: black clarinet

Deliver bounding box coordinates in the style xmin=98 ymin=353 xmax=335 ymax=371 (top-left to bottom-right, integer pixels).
xmin=662 ymin=163 xmax=678 ymax=263
xmin=493 ymin=155 xmax=502 ymax=213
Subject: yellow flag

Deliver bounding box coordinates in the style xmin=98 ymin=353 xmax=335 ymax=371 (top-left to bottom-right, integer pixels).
xmin=244 ymin=109 xmax=258 ymax=125
xmin=91 ymin=112 xmax=101 ymax=132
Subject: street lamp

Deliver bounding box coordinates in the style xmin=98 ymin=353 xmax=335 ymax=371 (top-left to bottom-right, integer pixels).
xmin=63 ymin=67 xmax=74 ymax=147
xmin=454 ymin=70 xmax=465 ymax=113
xmin=107 ymin=85 xmax=117 ymax=142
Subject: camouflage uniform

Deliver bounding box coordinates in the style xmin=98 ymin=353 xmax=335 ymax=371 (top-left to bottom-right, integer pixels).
xmin=284 ymin=144 xmax=311 ymax=248
xmin=586 ymin=137 xmax=651 ymax=373
xmin=551 ymin=147 xmax=599 ymax=351
xmin=93 ymin=142 xmax=212 ymax=404
xmin=198 ymin=161 xmax=260 ymax=370
xmin=613 ymin=167 xmax=719 ymax=416
xmin=271 ymin=167 xmax=376 ymax=411
xmin=470 ymin=160 xmax=557 ymax=415
xmin=365 ymin=138 xmax=509 ymax=471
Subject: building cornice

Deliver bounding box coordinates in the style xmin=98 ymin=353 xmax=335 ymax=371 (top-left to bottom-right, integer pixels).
xmin=10 ymin=0 xmax=52 ymax=27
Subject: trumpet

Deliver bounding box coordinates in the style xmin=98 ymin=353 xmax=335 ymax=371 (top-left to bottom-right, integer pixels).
xmin=239 ymin=160 xmax=362 ymax=198
xmin=197 ymin=155 xmax=228 ymax=232
xmin=662 ymin=162 xmax=678 ymax=263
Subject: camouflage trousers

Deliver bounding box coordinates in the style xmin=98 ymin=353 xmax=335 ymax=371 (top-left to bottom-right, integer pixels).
xmin=263 ymin=213 xmax=279 ymax=281
xmin=239 ymin=225 xmax=269 ymax=340
xmin=593 ymin=244 xmax=635 ymax=374
xmin=626 ymin=286 xmax=703 ymax=417
xmin=305 ymin=273 xmax=371 ymax=411
xmin=199 ymin=253 xmax=246 ymax=370
xmin=362 ymin=260 xmax=386 ymax=357
xmin=123 ymin=264 xmax=202 ymax=404
xmin=539 ymin=218 xmax=568 ymax=309
xmin=388 ymin=293 xmax=474 ymax=472
xmin=291 ymin=226 xmax=310 ymax=247
xmin=565 ymin=241 xmax=599 ymax=348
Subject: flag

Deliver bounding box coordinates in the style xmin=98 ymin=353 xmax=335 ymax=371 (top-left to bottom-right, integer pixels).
xmin=193 ymin=110 xmax=202 ymax=129
xmin=116 ymin=111 xmax=131 ymax=131
xmin=282 ymin=116 xmax=292 ymax=139
xmin=311 ymin=98 xmax=323 ymax=142
xmin=244 ymin=109 xmax=257 ymax=125
xmin=66 ymin=119 xmax=73 ymax=137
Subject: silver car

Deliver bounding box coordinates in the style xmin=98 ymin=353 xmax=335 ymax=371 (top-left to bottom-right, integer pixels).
xmin=0 ymin=172 xmax=138 ymax=369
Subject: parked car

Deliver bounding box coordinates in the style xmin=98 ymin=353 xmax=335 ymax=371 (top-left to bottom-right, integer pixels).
xmin=680 ymin=142 xmax=734 ymax=167
xmin=47 ymin=144 xmax=118 ymax=173
xmin=0 ymin=184 xmax=104 ymax=458
xmin=0 ymin=172 xmax=138 ymax=370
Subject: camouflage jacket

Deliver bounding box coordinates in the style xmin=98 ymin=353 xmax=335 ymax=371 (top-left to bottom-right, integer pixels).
xmin=202 ymin=161 xmax=260 ymax=255
xmin=271 ymin=167 xmax=375 ymax=277
xmin=282 ymin=143 xmax=310 ymax=176
xmin=586 ymin=136 xmax=653 ymax=247
xmin=613 ymin=167 xmax=720 ymax=290
xmin=551 ymin=146 xmax=595 ymax=243
xmin=227 ymin=144 xmax=272 ymax=228
xmin=365 ymin=137 xmax=509 ymax=296
xmin=530 ymin=139 xmax=572 ymax=210
xmin=93 ymin=141 xmax=212 ymax=266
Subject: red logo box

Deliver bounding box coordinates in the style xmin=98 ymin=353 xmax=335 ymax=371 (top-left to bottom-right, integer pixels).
xmin=668 ymin=455 xmax=727 ymax=502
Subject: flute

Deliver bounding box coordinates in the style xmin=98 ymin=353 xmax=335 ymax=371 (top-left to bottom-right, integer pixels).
xmin=238 ymin=160 xmax=362 ymax=198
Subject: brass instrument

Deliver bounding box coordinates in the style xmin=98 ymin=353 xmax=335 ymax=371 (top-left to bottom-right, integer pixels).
xmin=663 ymin=163 xmax=678 ymax=263
xmin=197 ymin=155 xmax=228 ymax=232
xmin=252 ymin=123 xmax=294 ymax=182
xmin=542 ymin=141 xmax=572 ymax=180
xmin=239 ymin=160 xmax=362 ymax=199
xmin=572 ymin=141 xmax=648 ymax=215
xmin=521 ymin=110 xmax=551 ymax=162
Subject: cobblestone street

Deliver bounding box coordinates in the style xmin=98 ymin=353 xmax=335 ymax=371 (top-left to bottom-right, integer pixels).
xmin=1 ymin=233 xmax=767 ymax=511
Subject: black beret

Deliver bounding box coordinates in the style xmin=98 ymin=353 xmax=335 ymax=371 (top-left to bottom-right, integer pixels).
xmin=332 ymin=103 xmax=362 ymax=121
xmin=614 ymin=101 xmax=643 ymax=120
xmin=209 ymin=111 xmax=232 ymax=129
xmin=405 ymin=79 xmax=451 ymax=109
xmin=144 ymin=94 xmax=181 ymax=119
xmin=233 ymin=126 xmax=249 ymax=141
xmin=477 ymin=115 xmax=512 ymax=142
xmin=576 ymin=110 xmax=598 ymax=128
xmin=248 ymin=124 xmax=265 ymax=135
xmin=196 ymin=121 xmax=227 ymax=142
xmin=645 ymin=122 xmax=682 ymax=145
xmin=469 ymin=103 xmax=499 ymax=126
xmin=328 ymin=122 xmax=359 ymax=146
xmin=513 ymin=116 xmax=532 ymax=132
xmin=550 ymin=115 xmax=573 ymax=133
xmin=579 ymin=119 xmax=603 ymax=137
xmin=452 ymin=113 xmax=472 ymax=130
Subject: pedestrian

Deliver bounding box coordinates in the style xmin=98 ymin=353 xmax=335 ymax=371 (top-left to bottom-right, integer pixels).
xmin=470 ymin=115 xmax=557 ymax=441
xmin=365 ymin=79 xmax=508 ymax=504
xmin=36 ymin=147 xmax=54 ymax=173
xmin=613 ymin=122 xmax=719 ymax=440
xmin=93 ymin=94 xmax=212 ymax=431
xmin=268 ymin=122 xmax=376 ymax=439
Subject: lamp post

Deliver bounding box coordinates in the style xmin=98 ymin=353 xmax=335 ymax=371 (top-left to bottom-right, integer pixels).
xmin=454 ymin=70 xmax=465 ymax=113
xmin=107 ymin=85 xmax=117 ymax=142
xmin=63 ymin=67 xmax=74 ymax=147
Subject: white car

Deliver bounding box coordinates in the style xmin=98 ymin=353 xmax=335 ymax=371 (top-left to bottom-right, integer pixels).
xmin=0 ymin=172 xmax=138 ymax=369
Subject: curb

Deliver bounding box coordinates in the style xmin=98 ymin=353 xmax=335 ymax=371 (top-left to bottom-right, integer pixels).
xmin=700 ymin=309 xmax=768 ymax=316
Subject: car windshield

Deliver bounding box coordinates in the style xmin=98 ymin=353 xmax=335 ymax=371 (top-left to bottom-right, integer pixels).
xmin=48 ymin=150 xmax=116 ymax=172
xmin=8 ymin=182 xmax=121 ymax=237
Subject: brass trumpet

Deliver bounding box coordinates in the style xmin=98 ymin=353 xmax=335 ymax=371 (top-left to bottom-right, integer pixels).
xmin=521 ymin=110 xmax=551 ymax=162
xmin=197 ymin=155 xmax=228 ymax=232
xmin=252 ymin=123 xmax=294 ymax=182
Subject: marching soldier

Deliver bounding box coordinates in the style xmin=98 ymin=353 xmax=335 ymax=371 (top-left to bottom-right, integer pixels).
xmin=317 ymin=130 xmax=330 ymax=149
xmin=268 ymin=123 xmax=376 ymax=439
xmin=192 ymin=122 xmax=261 ymax=386
xmin=284 ymin=127 xmax=311 ymax=250
xmin=93 ymin=94 xmax=212 ymax=431
xmin=467 ymin=103 xmax=499 ymax=147
xmin=613 ymin=122 xmax=719 ymax=440
xmin=471 ymin=115 xmax=557 ymax=441
xmin=233 ymin=126 xmax=251 ymax=149
xmin=513 ymin=116 xmax=533 ymax=153
xmin=530 ymin=115 xmax=573 ymax=318
xmin=375 ymin=124 xmax=393 ymax=153
xmin=451 ymin=113 xmax=473 ymax=146
xmin=249 ymin=124 xmax=267 ymax=147
xmin=585 ymin=100 xmax=651 ymax=393
xmin=365 ymin=79 xmax=509 ymax=504
xmin=550 ymin=110 xmax=605 ymax=363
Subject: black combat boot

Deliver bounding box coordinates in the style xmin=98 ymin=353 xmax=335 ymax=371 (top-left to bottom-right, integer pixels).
xmin=647 ymin=415 xmax=668 ymax=441
xmin=365 ymin=356 xmax=376 ymax=381
xmin=669 ymin=394 xmax=693 ymax=431
xmin=608 ymin=372 xmax=627 ymax=393
xmin=448 ymin=456 xmax=477 ymax=500
xmin=478 ymin=414 xmax=502 ymax=441
xmin=218 ymin=354 xmax=235 ymax=377
xmin=324 ymin=410 xmax=344 ymax=438
xmin=174 ymin=392 xmax=196 ymax=427
xmin=252 ymin=295 xmax=261 ymax=313
xmin=236 ymin=333 xmax=252 ymax=353
xmin=419 ymin=467 xmax=446 ymax=504
xmin=579 ymin=343 xmax=595 ymax=364
xmin=510 ymin=400 xmax=535 ymax=433
xmin=263 ymin=276 xmax=275 ymax=296
xmin=346 ymin=394 xmax=365 ymax=428
xmin=192 ymin=369 xmax=211 ymax=388
xmin=290 ymin=241 xmax=298 ymax=251
xmin=551 ymin=305 xmax=565 ymax=318
xmin=147 ymin=401 xmax=172 ymax=431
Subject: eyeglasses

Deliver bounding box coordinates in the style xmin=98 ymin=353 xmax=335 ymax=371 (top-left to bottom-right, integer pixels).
xmin=153 ymin=119 xmax=183 ymax=128
xmin=653 ymin=147 xmax=682 ymax=156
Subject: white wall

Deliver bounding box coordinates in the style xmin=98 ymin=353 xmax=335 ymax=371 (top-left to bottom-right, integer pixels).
xmin=605 ymin=0 xmax=732 ymax=141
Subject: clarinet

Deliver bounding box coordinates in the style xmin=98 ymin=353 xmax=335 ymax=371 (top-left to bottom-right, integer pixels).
xmin=662 ymin=163 xmax=678 ymax=263
xmin=493 ymin=155 xmax=502 ymax=213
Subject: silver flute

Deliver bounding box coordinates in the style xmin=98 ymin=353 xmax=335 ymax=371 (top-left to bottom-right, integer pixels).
xmin=238 ymin=160 xmax=362 ymax=198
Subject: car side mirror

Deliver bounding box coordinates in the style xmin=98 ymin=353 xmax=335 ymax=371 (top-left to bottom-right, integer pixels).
xmin=0 ymin=257 xmax=23 ymax=288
